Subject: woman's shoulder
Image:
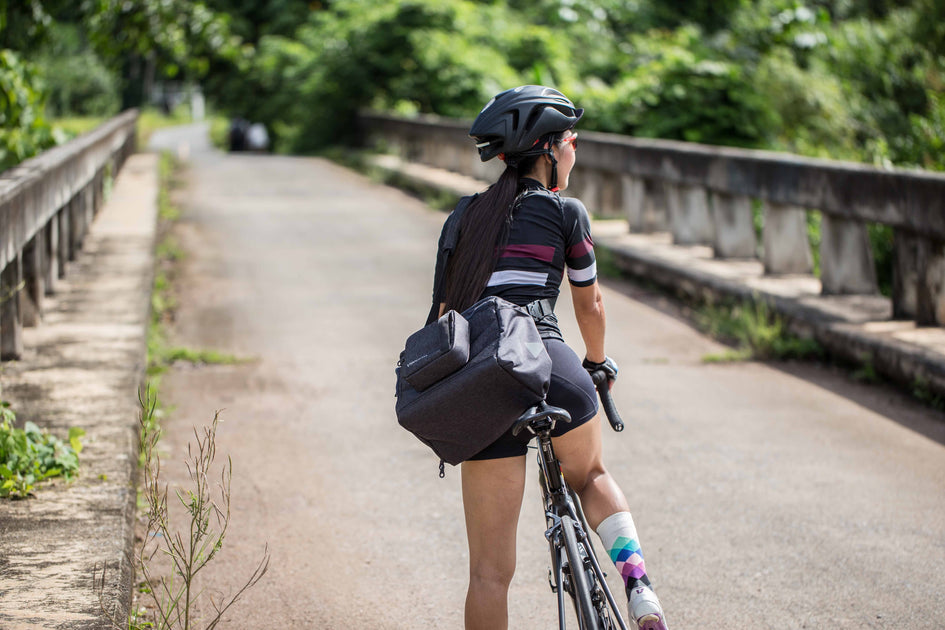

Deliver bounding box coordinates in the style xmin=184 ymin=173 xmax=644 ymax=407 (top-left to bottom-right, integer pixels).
xmin=560 ymin=195 xmax=588 ymax=216
xmin=517 ymin=187 xmax=564 ymax=214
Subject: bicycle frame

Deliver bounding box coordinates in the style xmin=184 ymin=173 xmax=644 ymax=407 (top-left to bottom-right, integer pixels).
xmin=533 ymin=429 xmax=629 ymax=630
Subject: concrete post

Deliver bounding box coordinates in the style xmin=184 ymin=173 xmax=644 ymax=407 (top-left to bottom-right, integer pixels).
xmin=1 ymin=256 xmax=24 ymax=360
xmin=464 ymin=152 xmax=479 ymax=180
xmin=665 ymin=183 xmax=714 ymax=246
xmin=710 ymin=192 xmax=757 ymax=258
xmin=446 ymin=143 xmax=462 ymax=174
xmin=69 ymin=195 xmax=84 ymax=258
xmin=92 ymin=169 xmax=102 ymax=218
xmin=21 ymin=233 xmax=44 ymax=326
xmin=917 ymin=240 xmax=945 ymax=327
xmin=91 ymin=168 xmax=102 ymax=220
xmin=892 ymin=231 xmax=918 ymax=319
xmin=762 ymin=201 xmax=813 ymax=275
xmin=820 ymin=214 xmax=878 ymax=295
xmin=44 ymin=220 xmax=58 ymax=294
xmin=641 ymin=179 xmax=669 ymax=233
xmin=58 ymin=205 xmax=72 ymax=272
xmin=599 ymin=173 xmax=621 ymax=218
xmin=622 ymin=174 xmax=645 ymax=232
xmin=579 ymin=169 xmax=602 ymax=218
xmin=422 ymin=137 xmax=436 ymax=167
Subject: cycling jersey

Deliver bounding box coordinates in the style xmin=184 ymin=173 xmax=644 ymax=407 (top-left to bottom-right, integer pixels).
xmin=428 ymin=178 xmax=597 ymax=325
xmin=482 ymin=178 xmax=597 ymax=305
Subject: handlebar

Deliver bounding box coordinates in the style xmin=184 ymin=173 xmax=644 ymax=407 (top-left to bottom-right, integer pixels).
xmin=589 ymin=369 xmax=624 ymax=432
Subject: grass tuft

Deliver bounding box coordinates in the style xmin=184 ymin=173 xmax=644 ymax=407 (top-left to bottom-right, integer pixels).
xmin=697 ymin=297 xmax=823 ymax=363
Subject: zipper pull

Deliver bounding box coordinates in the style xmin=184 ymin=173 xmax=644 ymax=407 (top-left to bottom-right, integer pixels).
xmin=439 ymin=460 xmax=445 ymax=479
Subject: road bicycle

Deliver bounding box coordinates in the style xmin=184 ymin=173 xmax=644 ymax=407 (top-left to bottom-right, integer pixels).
xmin=511 ymin=368 xmax=629 ymax=630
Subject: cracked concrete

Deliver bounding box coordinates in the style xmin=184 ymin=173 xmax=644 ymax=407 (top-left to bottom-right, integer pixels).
xmin=0 ymin=153 xmax=156 ymax=629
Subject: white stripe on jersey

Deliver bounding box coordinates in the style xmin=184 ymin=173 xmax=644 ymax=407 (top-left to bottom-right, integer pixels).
xmin=487 ymin=270 xmax=549 ymax=287
xmin=567 ymin=262 xmax=597 ymax=283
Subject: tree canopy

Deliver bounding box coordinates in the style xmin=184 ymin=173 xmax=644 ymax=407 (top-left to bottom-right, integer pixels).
xmin=1 ymin=0 xmax=942 ymax=171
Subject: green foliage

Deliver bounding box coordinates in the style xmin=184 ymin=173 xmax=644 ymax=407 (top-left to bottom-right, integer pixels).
xmin=87 ymin=0 xmax=241 ymax=81
xmin=0 ymin=50 xmax=57 ymax=171
xmin=852 ymin=353 xmax=880 ymax=383
xmin=698 ymin=298 xmax=823 ymax=362
xmin=912 ymin=375 xmax=945 ymax=411
xmin=230 ymin=0 xmax=524 ymax=152
xmin=51 ymin=116 xmax=108 ymax=140
xmin=37 ymin=23 xmax=120 ymax=118
xmin=0 ymin=401 xmax=85 ymax=499
xmin=6 ymin=0 xmax=942 ymax=177
xmin=578 ymin=26 xmax=777 ymax=145
xmin=0 ymin=0 xmax=55 ymax=51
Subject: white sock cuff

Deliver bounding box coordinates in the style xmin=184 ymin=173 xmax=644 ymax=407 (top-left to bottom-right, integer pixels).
xmin=596 ymin=511 xmax=639 ymax=548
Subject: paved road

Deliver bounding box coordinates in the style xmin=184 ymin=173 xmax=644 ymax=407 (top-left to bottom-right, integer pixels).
xmin=150 ymin=125 xmax=945 ymax=629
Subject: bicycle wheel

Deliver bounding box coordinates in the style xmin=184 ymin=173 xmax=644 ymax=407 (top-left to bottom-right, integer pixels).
xmin=561 ymin=515 xmax=600 ymax=630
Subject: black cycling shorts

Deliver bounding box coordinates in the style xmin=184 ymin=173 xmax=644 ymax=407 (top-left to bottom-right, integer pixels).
xmin=468 ymin=338 xmax=599 ymax=461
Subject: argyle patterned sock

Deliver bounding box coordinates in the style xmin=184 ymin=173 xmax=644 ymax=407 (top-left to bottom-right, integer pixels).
xmin=596 ymin=511 xmax=651 ymax=593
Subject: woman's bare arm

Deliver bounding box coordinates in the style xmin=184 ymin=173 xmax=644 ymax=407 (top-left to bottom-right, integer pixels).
xmin=570 ymin=282 xmax=606 ymax=363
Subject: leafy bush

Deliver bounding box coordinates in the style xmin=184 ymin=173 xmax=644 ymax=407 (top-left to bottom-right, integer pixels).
xmin=0 ymin=50 xmax=57 ymax=171
xmin=0 ymin=401 xmax=85 ymax=499
xmin=753 ymin=47 xmax=860 ymax=158
xmin=818 ymin=10 xmax=936 ymax=167
xmin=698 ymin=298 xmax=823 ymax=362
xmin=577 ymin=26 xmax=779 ymax=147
xmin=235 ymin=0 xmax=523 ymax=153
xmin=38 ymin=24 xmax=120 ymax=118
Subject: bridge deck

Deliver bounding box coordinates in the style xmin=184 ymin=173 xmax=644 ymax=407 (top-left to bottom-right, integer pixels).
xmin=1 ymin=124 xmax=943 ymax=629
xmin=158 ymin=127 xmax=945 ymax=628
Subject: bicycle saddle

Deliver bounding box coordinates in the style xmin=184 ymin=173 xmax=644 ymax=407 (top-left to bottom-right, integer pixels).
xmin=511 ymin=401 xmax=572 ymax=437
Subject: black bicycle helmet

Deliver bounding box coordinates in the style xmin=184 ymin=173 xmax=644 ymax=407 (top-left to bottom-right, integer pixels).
xmin=470 ymin=85 xmax=583 ymax=163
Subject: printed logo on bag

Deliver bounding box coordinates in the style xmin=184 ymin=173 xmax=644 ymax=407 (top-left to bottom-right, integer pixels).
xmin=525 ymin=341 xmax=544 ymax=359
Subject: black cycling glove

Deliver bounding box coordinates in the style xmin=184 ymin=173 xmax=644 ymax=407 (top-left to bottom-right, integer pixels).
xmin=582 ymin=356 xmax=619 ymax=381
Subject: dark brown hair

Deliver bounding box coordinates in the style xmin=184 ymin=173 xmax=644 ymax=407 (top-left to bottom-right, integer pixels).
xmin=441 ymin=150 xmax=547 ymax=312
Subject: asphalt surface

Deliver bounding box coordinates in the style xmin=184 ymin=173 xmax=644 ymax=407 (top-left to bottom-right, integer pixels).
xmin=151 ymin=125 xmax=945 ymax=629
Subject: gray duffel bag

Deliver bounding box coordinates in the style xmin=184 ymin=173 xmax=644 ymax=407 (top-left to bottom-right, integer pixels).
xmin=395 ymin=296 xmax=552 ymax=466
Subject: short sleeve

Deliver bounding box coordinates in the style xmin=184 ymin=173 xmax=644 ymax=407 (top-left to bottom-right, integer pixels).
xmin=562 ymin=197 xmax=596 ymax=286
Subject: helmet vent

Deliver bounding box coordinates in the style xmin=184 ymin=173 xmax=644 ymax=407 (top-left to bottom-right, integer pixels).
xmin=523 ymin=108 xmax=543 ymax=133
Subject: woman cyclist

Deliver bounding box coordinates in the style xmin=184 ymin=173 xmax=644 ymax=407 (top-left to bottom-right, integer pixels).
xmin=428 ymin=85 xmax=669 ymax=630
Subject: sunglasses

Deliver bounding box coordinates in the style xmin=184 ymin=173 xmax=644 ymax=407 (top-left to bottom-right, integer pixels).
xmin=559 ymin=134 xmax=578 ymax=150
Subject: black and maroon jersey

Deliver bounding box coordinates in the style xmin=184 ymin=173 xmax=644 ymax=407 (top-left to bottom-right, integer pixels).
xmin=480 ymin=178 xmax=597 ymax=306
xmin=427 ymin=179 xmax=597 ymax=324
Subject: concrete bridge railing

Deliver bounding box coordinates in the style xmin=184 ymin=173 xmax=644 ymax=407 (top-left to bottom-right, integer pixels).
xmin=360 ymin=111 xmax=945 ymax=328
xmin=0 ymin=109 xmax=138 ymax=360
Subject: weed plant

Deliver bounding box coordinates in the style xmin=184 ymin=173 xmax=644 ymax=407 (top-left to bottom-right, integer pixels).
xmin=0 ymin=400 xmax=85 ymax=498
xmin=98 ymin=392 xmax=269 ymax=629
xmin=698 ymin=298 xmax=823 ymax=363
xmin=912 ymin=376 xmax=945 ymax=412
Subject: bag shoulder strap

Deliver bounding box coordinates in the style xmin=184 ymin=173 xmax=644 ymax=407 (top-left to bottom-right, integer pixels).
xmin=426 ymin=194 xmax=477 ymax=325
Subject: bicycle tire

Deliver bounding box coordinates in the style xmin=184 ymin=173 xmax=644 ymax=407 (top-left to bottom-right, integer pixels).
xmin=561 ymin=515 xmax=600 ymax=630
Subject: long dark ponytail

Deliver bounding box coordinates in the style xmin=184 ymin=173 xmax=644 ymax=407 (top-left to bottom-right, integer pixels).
xmin=441 ymin=152 xmax=544 ymax=312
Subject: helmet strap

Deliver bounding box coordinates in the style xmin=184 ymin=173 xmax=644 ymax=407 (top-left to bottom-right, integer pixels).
xmin=548 ymin=150 xmax=559 ymax=192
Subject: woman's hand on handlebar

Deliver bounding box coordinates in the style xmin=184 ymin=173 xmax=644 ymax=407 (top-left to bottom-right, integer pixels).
xmin=582 ymin=356 xmax=624 ymax=432
xmin=582 ymin=356 xmax=618 ymax=389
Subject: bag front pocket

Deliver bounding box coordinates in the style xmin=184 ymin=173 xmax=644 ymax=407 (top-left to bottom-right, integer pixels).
xmin=401 ymin=310 xmax=470 ymax=391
